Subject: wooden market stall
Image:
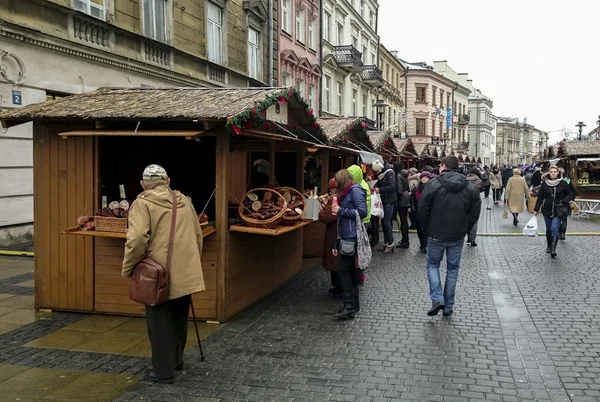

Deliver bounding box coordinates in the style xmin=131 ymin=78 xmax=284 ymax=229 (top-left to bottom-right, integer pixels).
xmin=0 ymin=87 xmax=331 ymax=322
xmin=557 ymin=140 xmax=600 ymax=201
xmin=368 ymin=131 xmax=401 ymax=162
xmin=392 ymin=137 xmax=420 ymax=168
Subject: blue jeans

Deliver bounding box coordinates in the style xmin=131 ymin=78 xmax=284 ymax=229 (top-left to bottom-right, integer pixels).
xmin=382 ymin=202 xmax=396 ymax=245
xmin=543 ymin=215 xmax=561 ymax=237
xmin=426 ymin=237 xmax=464 ymax=310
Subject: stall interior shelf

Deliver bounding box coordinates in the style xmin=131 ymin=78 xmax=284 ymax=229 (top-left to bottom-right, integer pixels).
xmin=229 ymin=220 xmax=312 ymax=236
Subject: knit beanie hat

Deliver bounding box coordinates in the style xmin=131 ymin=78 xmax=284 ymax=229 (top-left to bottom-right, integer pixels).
xmin=420 ymin=171 xmax=432 ymax=179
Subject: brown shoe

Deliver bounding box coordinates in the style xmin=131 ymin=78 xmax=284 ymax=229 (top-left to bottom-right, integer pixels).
xmin=382 ymin=244 xmax=395 ymax=254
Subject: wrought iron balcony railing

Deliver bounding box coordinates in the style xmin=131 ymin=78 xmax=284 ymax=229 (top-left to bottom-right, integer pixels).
xmin=362 ymin=65 xmax=383 ymax=85
xmin=332 ymin=45 xmax=363 ymax=73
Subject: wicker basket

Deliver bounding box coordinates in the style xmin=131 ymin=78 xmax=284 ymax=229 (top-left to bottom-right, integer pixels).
xmin=239 ymin=188 xmax=287 ymax=229
xmin=94 ymin=216 xmax=128 ymax=233
xmin=275 ymin=187 xmax=306 ymax=225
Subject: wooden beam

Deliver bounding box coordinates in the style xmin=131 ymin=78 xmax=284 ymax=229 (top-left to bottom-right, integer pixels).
xmin=215 ymin=133 xmax=230 ymax=322
xmin=59 ymin=130 xmax=205 ymax=138
xmin=320 ymin=150 xmax=330 ymax=194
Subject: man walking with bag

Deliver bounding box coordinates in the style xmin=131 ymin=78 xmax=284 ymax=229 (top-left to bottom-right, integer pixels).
xmin=418 ymin=156 xmax=481 ymax=317
xmin=123 ymin=165 xmax=206 ymax=384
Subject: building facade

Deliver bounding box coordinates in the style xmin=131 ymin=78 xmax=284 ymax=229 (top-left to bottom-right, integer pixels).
xmin=496 ymin=118 xmax=548 ymax=165
xmin=432 ymin=61 xmax=471 ymax=154
xmin=0 ymin=0 xmax=277 ymax=246
xmin=378 ymin=45 xmax=404 ymax=134
xmin=320 ymin=0 xmax=381 ymax=119
xmin=394 ymin=59 xmax=455 ymax=146
xmin=278 ymin=0 xmax=321 ymax=112
xmin=467 ymin=88 xmax=495 ymax=166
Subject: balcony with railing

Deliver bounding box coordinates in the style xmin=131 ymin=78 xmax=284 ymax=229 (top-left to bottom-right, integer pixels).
xmin=455 ymin=141 xmax=469 ymax=151
xmin=457 ymin=114 xmax=470 ymax=126
xmin=362 ymin=65 xmax=383 ymax=86
xmin=332 ymin=45 xmax=364 ymax=73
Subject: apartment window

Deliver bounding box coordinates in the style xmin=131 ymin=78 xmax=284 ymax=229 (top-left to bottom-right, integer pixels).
xmin=416 ymin=118 xmax=426 ymax=136
xmin=352 ymin=89 xmax=358 ymax=116
xmin=416 ymin=86 xmax=427 ymax=103
xmin=439 ymin=90 xmax=444 ymax=108
xmin=143 ymin=0 xmax=168 ymax=43
xmin=362 ymin=94 xmax=367 ymax=116
xmin=447 ymin=94 xmax=451 ymax=109
xmin=368 ymin=9 xmax=373 ymax=28
xmin=309 ymin=86 xmax=316 ymax=110
xmin=362 ymin=44 xmax=368 ymax=64
xmin=337 ymin=22 xmax=343 ymax=45
xmin=432 ymin=87 xmax=437 ymax=107
xmin=337 ymin=81 xmax=343 ymax=115
xmin=74 ymin=0 xmax=105 ymax=19
xmin=248 ymin=28 xmax=260 ymax=79
xmin=207 ymin=2 xmax=223 ymax=64
xmin=431 ymin=118 xmax=436 ymax=137
xmin=359 ymin=0 xmax=363 ymax=17
xmin=296 ymin=8 xmax=305 ymax=43
xmin=295 ymin=79 xmax=304 ymax=94
xmin=453 ymin=101 xmax=457 ymax=114
xmin=308 ymin=18 xmax=316 ymax=49
xmin=281 ymin=74 xmax=289 ymax=87
xmin=324 ymin=76 xmax=331 ymax=112
xmin=281 ymin=0 xmax=291 ymax=33
xmin=323 ymin=11 xmax=331 ymax=42
xmin=440 ymin=122 xmax=443 ymax=138
xmin=352 ymin=28 xmax=359 ymax=49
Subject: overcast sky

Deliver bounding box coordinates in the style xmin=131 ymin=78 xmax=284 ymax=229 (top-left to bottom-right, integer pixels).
xmin=378 ymin=0 xmax=599 ymax=143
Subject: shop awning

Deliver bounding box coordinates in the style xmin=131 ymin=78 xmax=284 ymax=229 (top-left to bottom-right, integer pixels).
xmin=576 ymin=157 xmax=600 ymax=163
xmin=59 ymin=130 xmax=204 ymax=138
xmin=357 ymin=151 xmax=383 ymax=165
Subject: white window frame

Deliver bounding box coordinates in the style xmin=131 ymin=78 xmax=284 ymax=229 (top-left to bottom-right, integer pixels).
xmin=362 ymin=94 xmax=367 ymax=117
xmin=337 ymin=81 xmax=343 ymax=115
xmin=308 ymin=18 xmax=316 ymax=49
xmin=352 ymin=89 xmax=357 ymax=116
xmin=142 ymin=0 xmax=169 ymax=43
xmin=207 ymin=2 xmax=223 ymax=65
xmin=281 ymin=73 xmax=290 ymax=87
xmin=323 ymin=11 xmax=331 ymax=42
xmin=324 ymin=76 xmax=331 ymax=112
xmin=74 ymin=0 xmax=106 ymax=20
xmin=295 ymin=79 xmax=304 ymax=94
xmin=309 ymin=85 xmax=316 ymax=110
xmin=337 ymin=21 xmax=344 ymax=46
xmin=248 ymin=27 xmax=260 ymax=80
xmin=281 ymin=0 xmax=291 ymax=34
xmin=296 ymin=8 xmax=305 ymax=43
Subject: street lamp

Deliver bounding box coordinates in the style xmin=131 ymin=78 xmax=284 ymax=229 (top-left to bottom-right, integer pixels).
xmin=373 ymin=98 xmax=389 ymax=131
xmin=575 ymin=121 xmax=587 ymax=141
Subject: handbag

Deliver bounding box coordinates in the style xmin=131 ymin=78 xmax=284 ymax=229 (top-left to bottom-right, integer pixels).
xmin=339 ymin=239 xmax=356 ymax=257
xmin=502 ymin=206 xmax=508 ymax=220
xmin=129 ymin=191 xmax=178 ymax=306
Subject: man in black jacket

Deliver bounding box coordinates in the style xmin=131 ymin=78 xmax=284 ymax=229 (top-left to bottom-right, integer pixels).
xmin=373 ymin=160 xmax=397 ymax=253
xmin=418 ymin=155 xmax=481 ymax=317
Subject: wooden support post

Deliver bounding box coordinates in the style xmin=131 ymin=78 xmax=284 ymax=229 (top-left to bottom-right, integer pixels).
xmin=296 ymin=146 xmax=305 ymax=190
xmin=269 ymin=140 xmax=276 ymax=185
xmin=320 ymin=150 xmax=330 ymax=194
xmin=215 ymin=133 xmax=230 ymax=322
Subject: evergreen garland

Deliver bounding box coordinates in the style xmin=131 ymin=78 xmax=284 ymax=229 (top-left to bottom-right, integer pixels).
xmin=329 ymin=118 xmax=368 ymax=146
xmin=225 ymin=88 xmax=325 ymax=141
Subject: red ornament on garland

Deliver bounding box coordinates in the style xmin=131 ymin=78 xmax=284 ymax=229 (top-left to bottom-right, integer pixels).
xmin=314 ymin=123 xmax=319 ymax=130
xmin=361 ymin=122 xmax=367 ymax=128
xmin=251 ymin=109 xmax=256 ymax=115
xmin=279 ymin=95 xmax=287 ymax=103
xmin=308 ymin=109 xmax=313 ymax=117
xmin=263 ymin=121 xmax=270 ymax=129
xmin=232 ymin=125 xmax=241 ymax=135
xmin=244 ymin=120 xmax=252 ymax=129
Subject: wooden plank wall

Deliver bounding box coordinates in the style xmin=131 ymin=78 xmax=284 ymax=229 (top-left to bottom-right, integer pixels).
xmin=302 ymin=221 xmax=325 ymax=258
xmin=225 ymin=230 xmax=303 ymax=319
xmin=227 ymin=150 xmax=247 ymax=203
xmin=33 ymin=124 xmax=94 ymax=311
xmin=94 ymin=236 xmax=218 ymax=319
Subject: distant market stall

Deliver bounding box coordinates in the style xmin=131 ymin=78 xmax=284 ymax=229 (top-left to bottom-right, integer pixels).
xmin=558 ymin=140 xmax=600 ymax=202
xmin=0 ymin=87 xmax=332 ymax=322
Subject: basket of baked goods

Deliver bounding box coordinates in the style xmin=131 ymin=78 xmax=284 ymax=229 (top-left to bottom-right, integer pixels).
xmin=94 ymin=200 xmax=130 ymax=232
xmin=275 ymin=187 xmax=306 ymax=225
xmin=239 ymin=188 xmax=287 ymax=229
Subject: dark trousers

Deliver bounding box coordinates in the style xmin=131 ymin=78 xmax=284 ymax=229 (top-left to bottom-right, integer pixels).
xmin=493 ymin=189 xmax=502 ymax=202
xmin=415 ymin=219 xmax=427 ymax=248
xmin=330 ymin=271 xmax=339 ymax=287
xmin=338 ymin=255 xmax=358 ymax=304
xmin=382 ymin=202 xmax=397 ymax=245
xmin=560 ymin=215 xmax=568 ymax=235
xmin=484 ymin=185 xmax=491 ymax=198
xmin=397 ymin=205 xmax=409 ymax=243
xmin=145 ymin=295 xmax=191 ymax=379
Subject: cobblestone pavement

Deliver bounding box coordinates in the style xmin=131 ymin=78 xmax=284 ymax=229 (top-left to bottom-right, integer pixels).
xmin=0 ymin=207 xmax=599 ymax=401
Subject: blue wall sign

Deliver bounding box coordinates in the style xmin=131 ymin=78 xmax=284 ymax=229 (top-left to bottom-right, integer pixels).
xmin=12 ymin=90 xmax=22 ymax=105
xmin=446 ymin=107 xmax=452 ymax=129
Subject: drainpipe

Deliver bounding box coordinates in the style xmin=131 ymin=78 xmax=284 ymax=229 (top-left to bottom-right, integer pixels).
xmin=318 ymin=0 xmax=323 ymax=116
xmin=476 ymin=101 xmax=480 ymax=160
xmin=402 ymin=68 xmax=409 ymax=134
xmin=451 ymin=81 xmax=458 ymax=148
xmin=268 ymin=0 xmax=274 ymax=86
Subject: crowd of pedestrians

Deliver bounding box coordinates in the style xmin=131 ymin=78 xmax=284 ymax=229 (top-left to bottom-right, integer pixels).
xmin=319 ymin=156 xmax=578 ymax=321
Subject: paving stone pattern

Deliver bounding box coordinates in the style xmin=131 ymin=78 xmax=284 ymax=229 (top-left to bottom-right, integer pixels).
xmin=0 ymin=272 xmax=34 ymax=295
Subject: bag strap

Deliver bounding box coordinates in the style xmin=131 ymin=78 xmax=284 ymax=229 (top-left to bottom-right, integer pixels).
xmin=165 ymin=190 xmax=178 ymax=274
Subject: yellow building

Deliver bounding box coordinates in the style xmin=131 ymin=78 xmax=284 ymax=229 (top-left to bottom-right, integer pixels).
xmin=378 ymin=45 xmax=404 ymax=134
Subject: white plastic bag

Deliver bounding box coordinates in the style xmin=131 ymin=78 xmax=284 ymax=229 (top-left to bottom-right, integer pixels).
xmin=371 ymin=193 xmax=384 ymax=218
xmin=523 ymin=216 xmax=538 ymax=237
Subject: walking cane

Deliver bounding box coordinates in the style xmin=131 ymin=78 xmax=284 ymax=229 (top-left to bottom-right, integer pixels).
xmin=190 ymin=299 xmax=206 ymax=361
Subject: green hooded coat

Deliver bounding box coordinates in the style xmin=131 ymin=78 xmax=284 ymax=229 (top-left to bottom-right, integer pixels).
xmin=348 ymin=165 xmax=371 ymax=224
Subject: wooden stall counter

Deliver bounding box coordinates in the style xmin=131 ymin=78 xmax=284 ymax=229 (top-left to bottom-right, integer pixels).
xmin=228 ymin=219 xmax=312 ymax=236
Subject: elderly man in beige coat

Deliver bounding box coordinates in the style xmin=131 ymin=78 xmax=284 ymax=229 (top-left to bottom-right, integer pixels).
xmin=505 ymin=168 xmax=530 ymax=227
xmin=123 ymin=164 xmax=205 ymax=384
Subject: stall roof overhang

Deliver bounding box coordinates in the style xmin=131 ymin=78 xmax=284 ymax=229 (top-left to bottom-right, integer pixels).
xmin=319 ymin=117 xmax=375 ymax=150
xmin=0 ymin=86 xmax=314 ymax=125
xmin=562 ymin=140 xmax=600 ymax=157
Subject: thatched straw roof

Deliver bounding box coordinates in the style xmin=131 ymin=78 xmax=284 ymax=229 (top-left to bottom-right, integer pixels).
xmin=319 ymin=117 xmax=374 ymax=149
xmin=562 ymin=140 xmax=600 ymax=156
xmin=0 ymin=87 xmax=300 ymax=122
xmin=414 ymin=143 xmax=430 ymax=157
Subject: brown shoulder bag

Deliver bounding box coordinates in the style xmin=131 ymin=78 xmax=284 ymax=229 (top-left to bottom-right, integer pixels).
xmin=129 ymin=191 xmax=178 ymax=306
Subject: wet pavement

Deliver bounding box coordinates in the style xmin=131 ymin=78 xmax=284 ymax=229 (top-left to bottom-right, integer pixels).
xmin=0 ymin=205 xmax=598 ymax=401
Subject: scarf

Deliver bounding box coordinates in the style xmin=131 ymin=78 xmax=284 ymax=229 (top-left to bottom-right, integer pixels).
xmin=378 ymin=168 xmax=394 ymax=181
xmin=339 ymin=184 xmax=353 ymax=200
xmin=545 ymin=178 xmax=562 ymax=187
xmin=415 ymin=183 xmax=425 ymax=201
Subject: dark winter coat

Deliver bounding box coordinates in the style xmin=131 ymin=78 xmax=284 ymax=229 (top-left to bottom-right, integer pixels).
xmin=531 ymin=171 xmax=542 ymax=187
xmin=466 ymin=174 xmax=483 ymax=192
xmin=482 ymin=170 xmax=491 ymax=187
xmin=375 ymin=163 xmax=397 ymax=204
xmin=396 ymin=171 xmax=410 ymax=208
xmin=337 ymin=184 xmax=368 ymax=240
xmin=418 ymin=170 xmax=482 ymax=241
xmin=534 ymin=179 xmax=572 ymax=218
xmin=409 ymin=182 xmax=426 ymax=220
xmin=501 ymin=168 xmax=513 ymax=187
xmin=318 ymin=198 xmax=339 ymax=272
